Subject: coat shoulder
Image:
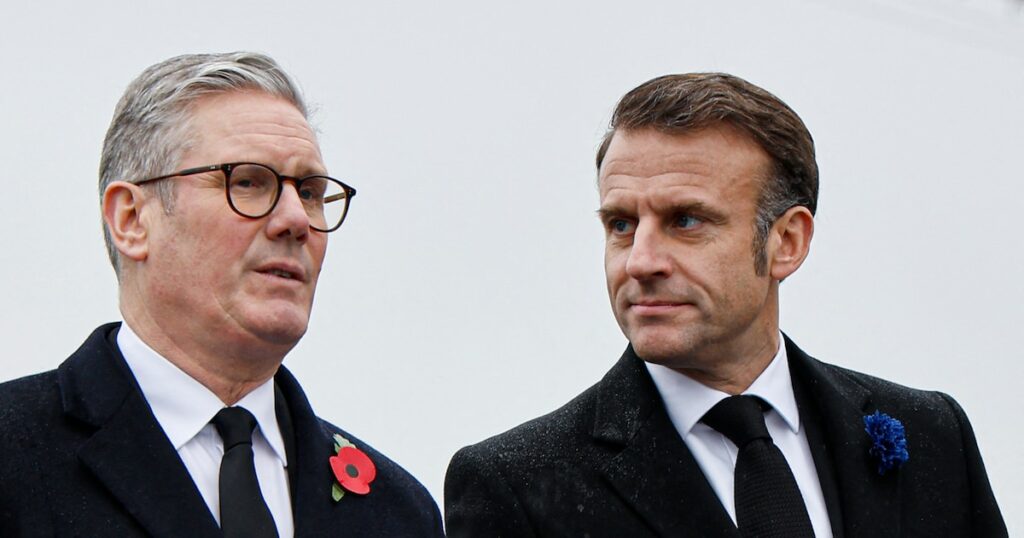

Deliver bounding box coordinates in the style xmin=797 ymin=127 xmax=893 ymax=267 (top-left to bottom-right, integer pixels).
xmin=316 ymin=417 xmax=434 ymax=495
xmin=445 ymin=375 xmax=614 ymax=538
xmin=314 ymin=418 xmax=444 ymax=535
xmin=0 ymin=369 xmax=66 ymax=534
xmin=0 ymin=369 xmax=64 ymax=447
xmin=804 ymin=353 xmax=1007 ymax=535
xmin=812 ymin=358 xmax=966 ymax=426
xmin=788 ymin=338 xmax=965 ymax=427
xmin=452 ymin=373 xmax=604 ymax=472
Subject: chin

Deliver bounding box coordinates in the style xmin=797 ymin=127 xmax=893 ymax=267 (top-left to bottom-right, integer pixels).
xmin=626 ymin=327 xmax=702 ymax=368
xmin=629 ymin=333 xmax=678 ymax=362
xmin=243 ymin=308 xmax=310 ymax=347
xmin=259 ymin=324 xmax=308 ymax=347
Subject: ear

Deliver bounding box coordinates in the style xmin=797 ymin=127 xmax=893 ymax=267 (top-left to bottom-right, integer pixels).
xmin=767 ymin=205 xmax=814 ymax=281
xmin=102 ymin=181 xmax=153 ymax=263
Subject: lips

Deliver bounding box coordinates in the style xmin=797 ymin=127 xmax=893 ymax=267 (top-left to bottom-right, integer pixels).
xmin=628 ymin=299 xmax=693 ymax=316
xmin=255 ymin=261 xmax=308 ymax=283
xmin=266 ymin=268 xmax=298 ymax=279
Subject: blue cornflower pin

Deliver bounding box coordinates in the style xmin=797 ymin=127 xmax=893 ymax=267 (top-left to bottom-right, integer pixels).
xmin=863 ymin=411 xmax=909 ymax=475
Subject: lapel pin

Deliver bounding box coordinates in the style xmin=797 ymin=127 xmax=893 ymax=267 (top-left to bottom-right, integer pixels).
xmin=330 ymin=433 xmax=377 ymax=501
xmin=863 ymin=410 xmax=909 ymax=475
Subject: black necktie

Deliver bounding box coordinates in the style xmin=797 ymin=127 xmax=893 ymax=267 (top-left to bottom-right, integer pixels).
xmin=211 ymin=407 xmax=279 ymax=538
xmin=701 ymin=395 xmax=815 ymax=538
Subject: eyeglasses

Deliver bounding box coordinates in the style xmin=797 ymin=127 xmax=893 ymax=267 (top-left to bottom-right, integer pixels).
xmin=136 ymin=162 xmax=357 ymax=232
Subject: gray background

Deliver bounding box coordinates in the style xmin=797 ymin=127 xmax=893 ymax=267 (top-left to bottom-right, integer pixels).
xmin=2 ymin=0 xmax=1021 ymax=531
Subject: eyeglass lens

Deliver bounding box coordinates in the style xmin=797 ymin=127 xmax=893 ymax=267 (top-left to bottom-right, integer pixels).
xmin=227 ymin=163 xmax=350 ymax=231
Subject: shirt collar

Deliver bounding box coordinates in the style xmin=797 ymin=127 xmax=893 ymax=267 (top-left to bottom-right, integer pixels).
xmin=644 ymin=335 xmax=801 ymax=437
xmin=117 ymin=321 xmax=289 ymax=465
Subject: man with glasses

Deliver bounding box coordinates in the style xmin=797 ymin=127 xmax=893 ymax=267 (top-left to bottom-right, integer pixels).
xmin=0 ymin=52 xmax=442 ymax=537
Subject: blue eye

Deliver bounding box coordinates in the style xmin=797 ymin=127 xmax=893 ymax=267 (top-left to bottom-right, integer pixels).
xmin=676 ymin=215 xmax=701 ymax=229
xmin=610 ymin=219 xmax=634 ymax=234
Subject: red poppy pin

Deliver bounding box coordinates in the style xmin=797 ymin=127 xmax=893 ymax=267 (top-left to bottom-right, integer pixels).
xmin=330 ymin=434 xmax=376 ymax=501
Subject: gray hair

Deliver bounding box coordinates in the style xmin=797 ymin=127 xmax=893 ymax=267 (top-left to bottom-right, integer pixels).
xmin=99 ymin=51 xmax=309 ymax=275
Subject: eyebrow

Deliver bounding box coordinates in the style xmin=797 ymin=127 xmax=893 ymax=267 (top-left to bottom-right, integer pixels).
xmin=596 ymin=200 xmax=727 ymax=224
xmin=670 ymin=200 xmax=725 ymax=220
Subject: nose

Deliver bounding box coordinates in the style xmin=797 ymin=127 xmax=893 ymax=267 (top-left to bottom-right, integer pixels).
xmin=625 ymin=222 xmax=672 ymax=280
xmin=266 ymin=182 xmax=311 ymax=242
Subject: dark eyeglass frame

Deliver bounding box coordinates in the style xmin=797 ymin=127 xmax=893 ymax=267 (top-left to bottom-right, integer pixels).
xmin=136 ymin=162 xmax=357 ymax=232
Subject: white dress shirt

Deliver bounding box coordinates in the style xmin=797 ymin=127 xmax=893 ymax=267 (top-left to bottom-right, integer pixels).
xmin=645 ymin=339 xmax=833 ymax=538
xmin=118 ymin=322 xmax=294 ymax=537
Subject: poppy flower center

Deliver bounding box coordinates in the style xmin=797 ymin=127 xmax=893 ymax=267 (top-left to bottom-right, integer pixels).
xmin=345 ymin=464 xmax=360 ymax=478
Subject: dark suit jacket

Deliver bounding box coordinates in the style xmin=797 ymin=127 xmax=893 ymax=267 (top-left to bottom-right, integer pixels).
xmin=0 ymin=323 xmax=443 ymax=537
xmin=445 ymin=338 xmax=1006 ymax=537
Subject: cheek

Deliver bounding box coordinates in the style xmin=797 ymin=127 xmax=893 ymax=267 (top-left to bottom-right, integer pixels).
xmin=716 ymin=258 xmax=769 ymax=307
xmin=310 ymin=235 xmax=328 ymax=264
xmin=305 ymin=239 xmax=328 ymax=283
xmin=190 ymin=232 xmax=254 ymax=291
xmin=203 ymin=240 xmax=246 ymax=273
xmin=604 ymin=250 xmax=626 ymax=290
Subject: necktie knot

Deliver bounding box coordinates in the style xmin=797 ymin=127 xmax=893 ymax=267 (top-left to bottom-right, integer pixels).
xmin=701 ymin=394 xmax=815 ymax=537
xmin=701 ymin=395 xmax=771 ymax=448
xmin=212 ymin=407 xmax=258 ymax=451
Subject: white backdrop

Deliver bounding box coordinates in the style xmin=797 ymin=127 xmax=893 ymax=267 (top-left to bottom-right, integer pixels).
xmin=2 ymin=0 xmax=1021 ymax=532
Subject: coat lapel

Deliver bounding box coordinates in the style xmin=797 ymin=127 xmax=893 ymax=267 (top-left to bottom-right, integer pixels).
xmin=594 ymin=347 xmax=740 ymax=538
xmin=58 ymin=324 xmax=220 ymax=538
xmin=275 ymin=366 xmax=338 ymax=536
xmin=786 ymin=337 xmax=902 ymax=537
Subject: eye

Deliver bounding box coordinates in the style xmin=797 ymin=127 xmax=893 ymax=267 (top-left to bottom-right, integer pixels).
xmin=298 ymin=178 xmax=328 ymax=203
xmin=608 ymin=218 xmax=635 ymax=234
xmin=675 ymin=214 xmax=702 ymax=229
xmin=229 ymin=165 xmax=275 ymax=194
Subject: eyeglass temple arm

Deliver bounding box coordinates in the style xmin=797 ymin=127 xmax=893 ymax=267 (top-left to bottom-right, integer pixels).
xmin=323 ymin=190 xmax=355 ymax=204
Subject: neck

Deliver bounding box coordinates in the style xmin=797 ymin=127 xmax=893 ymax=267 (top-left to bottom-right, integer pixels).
xmin=675 ymin=332 xmax=780 ymax=394
xmin=120 ymin=291 xmax=284 ymax=406
xmin=667 ymin=290 xmax=782 ymax=394
xmin=677 ymin=283 xmax=782 ymax=394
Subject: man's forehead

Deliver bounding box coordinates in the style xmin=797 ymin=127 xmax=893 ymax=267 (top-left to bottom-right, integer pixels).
xmin=598 ymin=183 xmax=724 ymax=216
xmin=188 ymin=91 xmax=313 ymax=135
xmin=599 ymin=127 xmax=769 ymax=199
xmin=183 ymin=91 xmax=325 ymax=172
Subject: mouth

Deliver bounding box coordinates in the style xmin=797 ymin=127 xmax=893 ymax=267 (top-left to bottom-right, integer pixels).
xmin=264 ymin=269 xmax=298 ymax=280
xmin=629 ymin=300 xmax=692 ymax=315
xmin=633 ymin=300 xmax=682 ymax=307
xmin=256 ymin=262 xmax=308 ymax=283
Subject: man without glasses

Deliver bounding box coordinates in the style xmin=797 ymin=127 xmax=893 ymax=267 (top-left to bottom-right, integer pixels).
xmin=0 ymin=52 xmax=443 ymax=537
xmin=445 ymin=73 xmax=1006 ymax=537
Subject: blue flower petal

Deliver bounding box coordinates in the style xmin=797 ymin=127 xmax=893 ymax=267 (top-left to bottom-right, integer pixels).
xmin=863 ymin=411 xmax=909 ymax=475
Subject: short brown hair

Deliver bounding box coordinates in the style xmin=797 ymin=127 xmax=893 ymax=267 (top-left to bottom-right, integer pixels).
xmin=596 ymin=73 xmax=817 ymax=275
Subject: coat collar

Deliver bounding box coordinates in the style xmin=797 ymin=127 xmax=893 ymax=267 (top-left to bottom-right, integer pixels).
xmin=57 ymin=323 xmax=352 ymax=537
xmin=785 ymin=336 xmax=902 ymax=537
xmin=273 ymin=365 xmax=339 ymax=536
xmin=591 ymin=345 xmax=741 ymax=538
xmin=58 ymin=323 xmax=222 ymax=538
xmin=589 ymin=340 xmax=903 ymax=537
